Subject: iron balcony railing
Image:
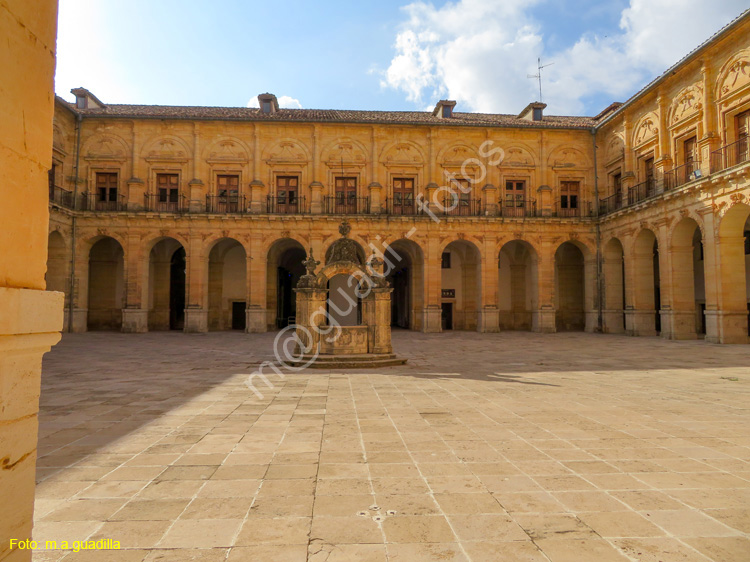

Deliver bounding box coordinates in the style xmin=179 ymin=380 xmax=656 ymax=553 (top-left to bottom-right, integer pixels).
xmin=552 ymin=200 xmax=593 ymax=218
xmin=598 ymin=192 xmax=627 ymax=216
xmin=499 ymin=198 xmax=537 ymax=218
xmin=49 ymin=185 xmax=75 ymax=209
xmin=385 ymin=197 xmax=424 ymax=216
xmin=84 ymin=192 xmax=127 ymax=212
xmin=265 ymin=195 xmax=307 ymax=214
xmin=710 ymin=138 xmax=750 ymax=173
xmin=663 ymin=161 xmax=702 ymax=190
xmin=206 ymin=194 xmax=246 ymax=214
xmin=627 ymin=178 xmax=661 ymax=205
xmin=438 ymin=197 xmax=483 ymax=216
xmin=144 ymin=193 xmax=187 ymax=213
xmin=323 ymin=195 xmax=370 ymax=215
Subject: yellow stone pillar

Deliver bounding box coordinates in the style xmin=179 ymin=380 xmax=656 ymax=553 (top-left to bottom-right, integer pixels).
xmin=247 ymin=237 xmax=267 ymax=332
xmin=479 ymin=234 xmax=499 ymax=332
xmin=0 ymin=2 xmax=63 ymax=560
xmin=533 ymin=240 xmax=556 ymax=332
xmin=184 ymin=235 xmax=207 ymax=332
xmin=423 ymin=237 xmax=442 ymax=332
xmin=121 ymin=233 xmax=148 ymax=332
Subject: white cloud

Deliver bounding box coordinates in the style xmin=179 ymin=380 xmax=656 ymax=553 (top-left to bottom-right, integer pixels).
xmin=246 ymin=95 xmax=303 ymax=109
xmin=382 ymin=0 xmax=748 ymax=115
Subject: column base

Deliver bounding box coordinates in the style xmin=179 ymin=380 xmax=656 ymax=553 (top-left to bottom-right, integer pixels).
xmin=70 ymin=308 xmax=88 ymax=333
xmin=625 ymin=310 xmax=657 ymax=337
xmin=705 ymin=310 xmax=749 ymax=344
xmin=659 ymin=310 xmax=698 ymax=340
xmin=584 ymin=310 xmax=599 ymax=333
xmin=184 ymin=308 xmax=208 ymax=333
xmin=422 ymin=306 xmax=442 ymax=333
xmin=121 ymin=309 xmax=149 ymax=333
xmin=479 ymin=307 xmax=500 ymax=333
xmin=602 ymin=310 xmax=625 ymax=334
xmin=532 ymin=307 xmax=556 ymax=333
xmin=246 ymin=307 xmax=267 ymax=333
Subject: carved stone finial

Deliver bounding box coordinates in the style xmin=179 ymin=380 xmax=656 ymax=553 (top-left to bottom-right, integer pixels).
xmin=369 ymin=249 xmax=384 ymax=271
xmin=303 ymin=248 xmax=320 ymax=276
xmin=339 ymin=219 xmax=351 ymax=238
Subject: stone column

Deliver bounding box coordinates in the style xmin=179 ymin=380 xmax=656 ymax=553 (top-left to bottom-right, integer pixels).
xmin=70 ymin=238 xmax=89 ymax=332
xmin=583 ymin=254 xmax=598 ymax=332
xmin=655 ymin=93 xmax=673 ymax=176
xmin=533 ymin=241 xmax=556 ymax=332
xmin=699 ymin=60 xmax=720 ymax=175
xmin=481 ymin=183 xmax=497 ymax=216
xmin=122 ymin=232 xmax=148 ymax=332
xmin=423 ymin=237 xmax=442 ymax=332
xmin=0 ymin=2 xmax=62 ymax=560
xmin=368 ymin=182 xmax=383 ymax=215
xmin=247 ymin=237 xmax=267 ymax=332
xmin=479 ymin=235 xmax=499 ymax=332
xmin=310 ymin=181 xmax=323 ymax=214
xmin=184 ymin=235 xmax=207 ymax=332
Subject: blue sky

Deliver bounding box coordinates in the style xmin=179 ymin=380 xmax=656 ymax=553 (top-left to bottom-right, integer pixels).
xmin=55 ymin=0 xmax=747 ymax=116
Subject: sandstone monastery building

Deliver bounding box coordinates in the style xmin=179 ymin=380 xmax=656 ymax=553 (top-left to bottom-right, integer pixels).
xmin=47 ymin=11 xmax=750 ymax=344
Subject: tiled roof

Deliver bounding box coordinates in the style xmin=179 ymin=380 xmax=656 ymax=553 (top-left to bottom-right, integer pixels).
xmin=59 ymin=100 xmax=596 ymax=129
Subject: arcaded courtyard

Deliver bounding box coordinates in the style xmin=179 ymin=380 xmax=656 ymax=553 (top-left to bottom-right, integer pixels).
xmin=32 ymin=332 xmax=750 ymax=561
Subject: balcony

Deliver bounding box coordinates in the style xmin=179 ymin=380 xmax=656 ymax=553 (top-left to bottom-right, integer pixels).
xmin=323 ymin=195 xmax=370 ymax=215
xmin=551 ymin=201 xmax=593 ymax=218
xmin=144 ymin=193 xmax=187 ymax=213
xmin=598 ymin=192 xmax=627 ymax=216
xmin=498 ymin=198 xmax=537 ymax=218
xmin=84 ymin=192 xmax=126 ymax=212
xmin=265 ymin=195 xmax=307 ymax=214
xmin=438 ymin=196 xmax=483 ymax=217
xmin=49 ymin=185 xmax=75 ymax=209
xmin=711 ymin=138 xmax=749 ymax=174
xmin=385 ymin=197 xmax=426 ymax=216
xmin=206 ymin=194 xmax=246 ymax=214
xmin=663 ymin=161 xmax=702 ymax=191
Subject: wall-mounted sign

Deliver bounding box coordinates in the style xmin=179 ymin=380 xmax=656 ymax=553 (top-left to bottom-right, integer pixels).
xmin=441 ymin=289 xmax=455 ymax=298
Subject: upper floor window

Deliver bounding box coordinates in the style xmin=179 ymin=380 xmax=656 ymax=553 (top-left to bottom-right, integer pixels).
xmin=217 ymin=174 xmax=239 ymax=198
xmin=335 ymin=177 xmax=357 ymax=203
xmin=643 ymin=156 xmax=655 ymax=189
xmin=612 ymin=172 xmax=622 ymax=197
xmin=156 ymin=173 xmax=179 ymax=203
xmin=392 ymin=177 xmax=415 ymax=214
xmin=560 ymin=181 xmax=579 ymax=212
xmin=96 ymin=172 xmax=118 ymax=202
xmin=275 ymin=176 xmax=299 ymax=213
xmin=504 ymin=180 xmax=525 ymax=207
xmin=737 ymin=110 xmax=749 ymax=164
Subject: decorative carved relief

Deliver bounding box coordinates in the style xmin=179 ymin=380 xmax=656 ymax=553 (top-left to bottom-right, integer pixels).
xmin=605 ymin=135 xmax=624 ymax=162
xmin=633 ymin=113 xmax=659 ymax=146
xmin=85 ymin=134 xmax=127 ymax=159
xmin=266 ymin=140 xmax=308 ymax=163
xmin=207 ymin=139 xmax=248 ymax=162
xmin=550 ymin=147 xmax=586 ymax=169
xmin=669 ymin=84 xmax=703 ymax=125
xmin=324 ymin=140 xmax=366 ymax=165
xmin=501 ymin=146 xmax=535 ymax=167
xmin=148 ymin=138 xmax=186 ymax=159
xmin=383 ymin=142 xmax=423 ymax=164
xmin=718 ymin=53 xmax=750 ymax=98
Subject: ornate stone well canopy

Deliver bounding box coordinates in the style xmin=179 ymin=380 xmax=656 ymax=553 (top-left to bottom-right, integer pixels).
xmin=292 ymin=220 xmax=406 ymax=368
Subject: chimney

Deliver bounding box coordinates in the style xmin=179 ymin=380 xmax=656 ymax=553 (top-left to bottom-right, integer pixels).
xmin=518 ymin=102 xmax=546 ymax=122
xmin=432 ymin=100 xmax=457 ymax=119
xmin=257 ymin=93 xmax=279 ymax=114
xmin=70 ymin=87 xmax=105 ymax=110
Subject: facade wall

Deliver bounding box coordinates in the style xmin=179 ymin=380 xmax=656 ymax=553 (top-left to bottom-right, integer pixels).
xmin=46 ymin=13 xmax=750 ymax=344
xmin=1 ymin=1 xmax=63 ymax=560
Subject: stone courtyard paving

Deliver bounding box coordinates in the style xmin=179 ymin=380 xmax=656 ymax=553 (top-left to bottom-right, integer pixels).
xmin=31 ymin=331 xmax=750 ymax=562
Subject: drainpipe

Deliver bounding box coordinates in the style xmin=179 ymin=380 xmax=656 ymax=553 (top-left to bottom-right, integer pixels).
xmin=592 ymin=128 xmax=603 ymax=333
xmin=68 ymin=113 xmax=82 ymax=332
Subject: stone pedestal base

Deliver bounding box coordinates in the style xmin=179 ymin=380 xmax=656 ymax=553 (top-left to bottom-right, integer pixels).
xmin=70 ymin=308 xmax=88 ymax=333
xmin=532 ymin=307 xmax=556 ymax=333
xmin=422 ymin=306 xmax=442 ymax=333
xmin=705 ymin=310 xmax=749 ymax=344
xmin=626 ymin=310 xmax=657 ymax=336
xmin=184 ymin=308 xmax=208 ymax=333
xmin=602 ymin=310 xmax=625 ymax=334
xmin=660 ymin=310 xmax=698 ymax=340
xmin=246 ymin=307 xmax=267 ymax=333
xmin=0 ymin=288 xmax=63 ymax=562
xmin=585 ymin=310 xmax=599 ymax=333
xmin=121 ymin=309 xmax=148 ymax=333
xmin=479 ymin=307 xmax=500 ymax=333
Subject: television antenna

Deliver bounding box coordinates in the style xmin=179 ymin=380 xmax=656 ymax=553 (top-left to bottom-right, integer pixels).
xmin=527 ymin=57 xmax=554 ymax=102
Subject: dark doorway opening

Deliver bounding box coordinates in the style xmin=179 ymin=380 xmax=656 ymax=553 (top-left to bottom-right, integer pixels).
xmin=390 ymin=266 xmax=410 ymax=328
xmin=232 ymin=301 xmax=246 ymax=331
xmin=169 ymin=247 xmax=186 ymax=330
xmin=441 ymin=302 xmax=453 ymax=330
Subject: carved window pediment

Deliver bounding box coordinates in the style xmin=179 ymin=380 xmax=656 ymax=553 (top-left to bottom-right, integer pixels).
xmin=632 ymin=113 xmax=659 ymax=148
